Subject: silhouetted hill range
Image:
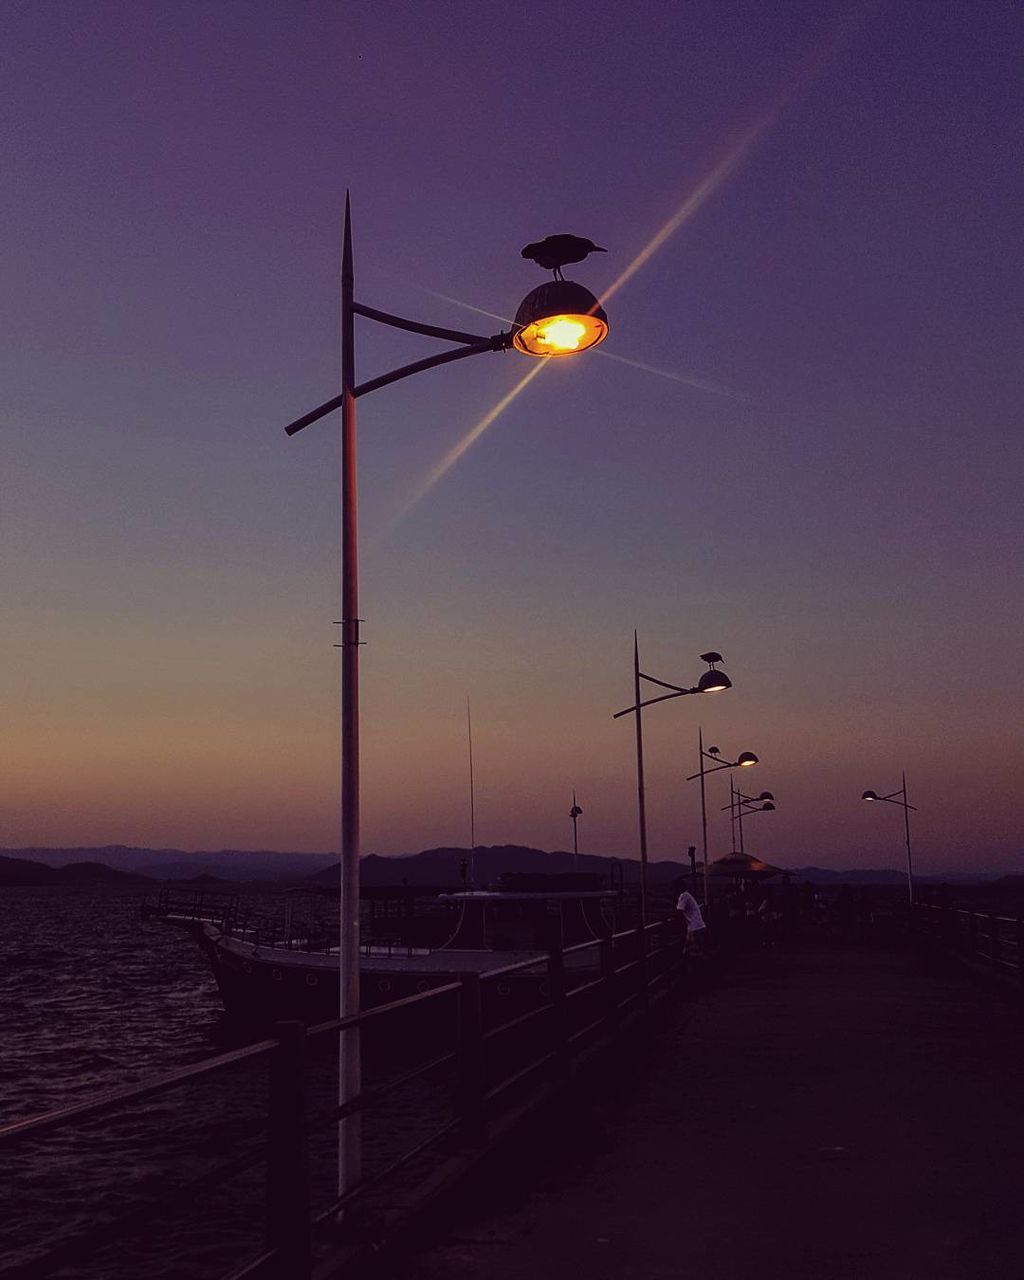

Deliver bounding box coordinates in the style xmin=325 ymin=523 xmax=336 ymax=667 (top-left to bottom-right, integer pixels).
xmin=1 ymin=845 xmax=1011 ymax=887
xmin=0 ymin=854 xmax=148 ymax=887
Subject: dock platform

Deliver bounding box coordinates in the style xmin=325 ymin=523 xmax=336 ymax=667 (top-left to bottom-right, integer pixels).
xmin=388 ymin=943 xmax=1024 ymax=1279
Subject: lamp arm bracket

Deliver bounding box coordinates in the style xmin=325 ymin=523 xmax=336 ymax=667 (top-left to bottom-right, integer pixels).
xmin=879 ymin=795 xmax=917 ymax=810
xmin=283 ymin=296 xmax=514 ymax=434
xmin=685 ymin=761 xmax=735 ymax=782
xmin=354 ymin=340 xmax=503 ymax=398
xmin=352 ymin=301 xmax=494 ymax=347
xmin=613 ymin=687 xmax=696 ymax=718
xmin=638 ymin=672 xmax=692 ymax=694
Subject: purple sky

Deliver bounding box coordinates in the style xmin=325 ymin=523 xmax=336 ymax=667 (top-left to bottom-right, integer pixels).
xmin=3 ymin=1 xmax=1022 ymax=871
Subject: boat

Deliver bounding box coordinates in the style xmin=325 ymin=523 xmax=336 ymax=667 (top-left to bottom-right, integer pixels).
xmin=143 ymin=872 xmax=623 ymax=1027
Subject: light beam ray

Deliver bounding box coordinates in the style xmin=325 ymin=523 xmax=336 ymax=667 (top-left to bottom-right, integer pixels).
xmin=596 ymin=350 xmax=755 ymax=404
xmin=599 ymin=110 xmax=778 ymax=308
xmin=383 ymin=359 xmax=547 ymax=534
xmin=421 ymin=287 xmax=754 ymax=403
xmin=391 ymin=27 xmax=850 ymax=528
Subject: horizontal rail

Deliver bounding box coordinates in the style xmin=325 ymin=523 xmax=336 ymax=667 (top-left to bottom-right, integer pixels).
xmin=483 ymin=1002 xmax=551 ymax=1045
xmin=306 ymin=979 xmax=462 ymax=1039
xmin=313 ymin=1114 xmax=463 ymax=1226
xmin=303 ymin=1048 xmax=458 ymax=1134
xmin=0 ymin=1036 xmax=278 ymax=1145
xmin=9 ymin=1139 xmax=271 ymax=1279
xmin=3 ymin=905 xmax=690 ymax=1280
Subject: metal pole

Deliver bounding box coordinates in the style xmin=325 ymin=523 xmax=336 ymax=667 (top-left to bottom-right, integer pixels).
xmin=467 ymin=698 xmax=476 ymax=887
xmin=902 ymin=770 xmax=914 ymax=905
xmin=737 ymin=784 xmax=746 ymax=854
xmin=633 ymin=632 xmax=649 ymax=925
xmin=338 ymin=196 xmax=362 ymax=1200
xmin=698 ymin=728 xmax=710 ymax=910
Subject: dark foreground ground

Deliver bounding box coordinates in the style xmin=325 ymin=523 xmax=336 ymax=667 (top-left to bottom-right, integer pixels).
xmin=386 ymin=944 xmax=1024 ymax=1280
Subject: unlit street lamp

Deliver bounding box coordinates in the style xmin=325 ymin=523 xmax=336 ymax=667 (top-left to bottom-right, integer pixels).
xmin=282 ymin=197 xmax=609 ymax=1200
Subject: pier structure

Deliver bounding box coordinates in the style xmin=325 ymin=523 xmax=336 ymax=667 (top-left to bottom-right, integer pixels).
xmin=3 ymin=903 xmax=1024 ymax=1279
xmin=387 ymin=926 xmax=1024 ymax=1280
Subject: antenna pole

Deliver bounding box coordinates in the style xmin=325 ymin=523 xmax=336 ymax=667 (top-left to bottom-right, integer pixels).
xmin=467 ymin=698 xmax=476 ymax=887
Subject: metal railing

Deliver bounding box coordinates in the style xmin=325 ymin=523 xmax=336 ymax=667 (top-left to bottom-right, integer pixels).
xmin=0 ymin=917 xmax=685 ymax=1280
xmin=914 ymin=903 xmax=1024 ymax=988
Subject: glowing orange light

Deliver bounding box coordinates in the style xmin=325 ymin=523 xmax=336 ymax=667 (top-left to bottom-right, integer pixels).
xmin=514 ymin=312 xmax=607 ymax=357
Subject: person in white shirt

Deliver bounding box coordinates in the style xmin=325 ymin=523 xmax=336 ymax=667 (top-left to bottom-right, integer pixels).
xmin=675 ymin=889 xmax=707 ymax=952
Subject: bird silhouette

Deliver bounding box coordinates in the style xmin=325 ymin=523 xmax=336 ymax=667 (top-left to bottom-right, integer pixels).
xmin=521 ymin=234 xmax=607 ymax=280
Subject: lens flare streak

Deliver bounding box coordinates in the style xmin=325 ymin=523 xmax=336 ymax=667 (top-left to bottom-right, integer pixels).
xmin=395 ymin=35 xmax=842 ymax=525
xmin=386 ymin=359 xmax=548 ymax=532
xmin=421 ymin=288 xmax=753 ymax=403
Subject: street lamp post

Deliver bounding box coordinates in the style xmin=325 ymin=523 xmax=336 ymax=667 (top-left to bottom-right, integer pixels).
xmin=685 ymin=736 xmax=759 ymax=910
xmin=724 ymin=784 xmax=776 ymax=853
xmin=569 ymin=792 xmax=583 ymax=870
xmin=613 ymin=639 xmax=731 ymax=924
xmin=282 ymin=197 xmax=609 ymax=1201
xmin=862 ymin=772 xmax=917 ymax=904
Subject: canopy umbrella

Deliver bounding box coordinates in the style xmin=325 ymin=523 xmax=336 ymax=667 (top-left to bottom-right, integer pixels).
xmin=705 ymin=852 xmax=787 ymax=880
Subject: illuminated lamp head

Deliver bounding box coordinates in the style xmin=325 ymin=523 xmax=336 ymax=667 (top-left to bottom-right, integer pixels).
xmin=512 ymin=280 xmax=608 ymax=356
xmin=698 ymin=668 xmax=731 ymax=693
xmin=756 ymin=792 xmax=774 ymax=802
xmin=862 ymin=790 xmax=878 ymax=802
xmin=737 ymin=752 xmax=759 ymax=767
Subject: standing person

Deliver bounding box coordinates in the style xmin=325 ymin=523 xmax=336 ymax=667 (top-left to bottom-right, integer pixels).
xmin=675 ymin=887 xmax=707 ymax=953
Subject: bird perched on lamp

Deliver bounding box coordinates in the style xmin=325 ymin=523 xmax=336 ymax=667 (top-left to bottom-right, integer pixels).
xmin=521 ymin=234 xmax=607 ymax=280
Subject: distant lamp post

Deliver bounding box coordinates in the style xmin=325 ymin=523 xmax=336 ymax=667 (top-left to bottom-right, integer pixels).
xmin=569 ymin=792 xmax=584 ymax=869
xmin=685 ymin=734 xmax=760 ymax=908
xmin=613 ymin=638 xmax=731 ymax=923
xmin=862 ymin=772 xmax=917 ymax=904
xmin=724 ymin=784 xmax=776 ymax=854
xmin=282 ymin=198 xmax=609 ymax=1202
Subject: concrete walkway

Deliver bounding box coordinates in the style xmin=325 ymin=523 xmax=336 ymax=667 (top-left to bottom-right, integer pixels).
xmin=390 ymin=944 xmax=1024 ymax=1280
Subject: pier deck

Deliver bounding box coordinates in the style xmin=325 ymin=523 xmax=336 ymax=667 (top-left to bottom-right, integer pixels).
xmin=389 ymin=943 xmax=1024 ymax=1280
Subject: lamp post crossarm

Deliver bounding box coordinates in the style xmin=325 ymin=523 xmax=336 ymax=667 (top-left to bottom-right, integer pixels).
xmin=284 ymin=302 xmax=513 ymax=436
xmin=612 ymin=686 xmax=697 ymax=719
xmin=638 ymin=671 xmax=694 ymax=694
xmin=876 ymin=792 xmax=917 ymax=811
xmin=354 ymin=340 xmax=503 ymax=398
xmin=723 ymin=798 xmax=772 ymax=813
xmin=685 ymin=755 xmax=741 ymax=782
xmin=351 ymin=301 xmax=496 ymax=347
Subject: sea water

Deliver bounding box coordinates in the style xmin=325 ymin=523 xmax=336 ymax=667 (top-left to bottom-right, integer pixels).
xmin=0 ymin=884 xmax=454 ymax=1279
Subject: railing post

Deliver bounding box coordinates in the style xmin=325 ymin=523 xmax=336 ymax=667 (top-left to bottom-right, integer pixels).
xmin=457 ymin=972 xmax=486 ymax=1144
xmin=943 ymin=905 xmax=956 ymax=952
xmin=600 ymin=928 xmax=619 ymax=1038
xmin=546 ymin=923 xmax=569 ymax=1076
xmin=266 ymin=1021 xmax=311 ymax=1280
xmin=635 ymin=921 xmax=650 ymax=1012
xmin=990 ymin=914 xmax=1000 ymax=969
xmin=1016 ymin=919 xmax=1024 ymax=991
